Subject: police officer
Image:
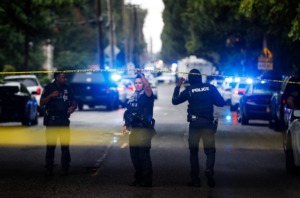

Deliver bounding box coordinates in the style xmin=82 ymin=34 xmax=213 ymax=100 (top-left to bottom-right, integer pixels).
xmin=172 ymin=69 xmax=225 ymax=188
xmin=40 ymin=72 xmax=77 ymax=176
xmin=122 ymin=71 xmax=156 ymax=187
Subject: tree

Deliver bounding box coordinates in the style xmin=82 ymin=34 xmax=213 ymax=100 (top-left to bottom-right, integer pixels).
xmin=160 ymin=0 xmax=189 ymax=65
xmin=239 ymin=0 xmax=300 ymax=74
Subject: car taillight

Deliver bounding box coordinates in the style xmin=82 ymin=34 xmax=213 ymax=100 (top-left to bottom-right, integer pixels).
xmin=36 ymin=87 xmax=41 ymax=95
xmin=233 ymin=90 xmax=239 ymax=94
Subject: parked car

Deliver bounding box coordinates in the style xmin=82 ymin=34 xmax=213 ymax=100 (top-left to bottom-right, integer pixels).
xmin=269 ymin=76 xmax=300 ymax=131
xmin=0 ymin=82 xmax=38 ymax=126
xmin=3 ymin=74 xmax=44 ymax=115
xmin=230 ymin=78 xmax=252 ymax=111
xmin=283 ymin=109 xmax=300 ymax=174
xmin=156 ymin=73 xmax=176 ymax=84
xmin=69 ymin=72 xmax=119 ymax=111
xmin=238 ymin=80 xmax=279 ymax=125
xmin=219 ymin=77 xmax=237 ymax=105
xmin=117 ymin=79 xmax=135 ymax=107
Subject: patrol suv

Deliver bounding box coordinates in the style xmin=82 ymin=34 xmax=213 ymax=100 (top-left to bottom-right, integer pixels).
xmin=69 ymin=72 xmax=119 ymax=111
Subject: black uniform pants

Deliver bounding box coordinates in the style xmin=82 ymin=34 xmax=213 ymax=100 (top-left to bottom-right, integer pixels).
xmin=129 ymin=127 xmax=154 ymax=184
xmin=188 ymin=119 xmax=216 ymax=182
xmin=45 ymin=118 xmax=71 ymax=171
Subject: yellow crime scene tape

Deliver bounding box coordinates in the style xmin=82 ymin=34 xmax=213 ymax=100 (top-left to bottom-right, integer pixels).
xmin=0 ymin=68 xmax=297 ymax=85
xmin=0 ymin=127 xmax=121 ymax=146
xmin=0 ymin=68 xmax=299 ymax=146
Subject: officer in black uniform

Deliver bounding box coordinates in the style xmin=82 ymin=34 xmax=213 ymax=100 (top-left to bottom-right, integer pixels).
xmin=122 ymin=71 xmax=156 ymax=187
xmin=172 ymin=69 xmax=225 ymax=188
xmin=40 ymin=72 xmax=77 ymax=176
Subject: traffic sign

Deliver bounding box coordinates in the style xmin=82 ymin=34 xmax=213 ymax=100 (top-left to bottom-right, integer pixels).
xmin=258 ymin=48 xmax=273 ymax=70
xmin=104 ymin=45 xmax=120 ymax=57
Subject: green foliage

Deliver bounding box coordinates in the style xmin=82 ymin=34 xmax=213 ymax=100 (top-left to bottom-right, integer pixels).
xmin=3 ymin=65 xmax=16 ymax=72
xmin=0 ymin=0 xmax=142 ymax=72
xmin=161 ymin=0 xmax=189 ymax=64
xmin=161 ymin=0 xmax=300 ymax=75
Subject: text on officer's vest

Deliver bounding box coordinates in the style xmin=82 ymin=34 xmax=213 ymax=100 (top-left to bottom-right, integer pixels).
xmin=191 ymin=87 xmax=209 ymax=93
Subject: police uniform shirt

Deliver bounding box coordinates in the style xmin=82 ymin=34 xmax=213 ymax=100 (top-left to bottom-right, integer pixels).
xmin=127 ymin=90 xmax=154 ymax=122
xmin=41 ymin=82 xmax=75 ymax=116
xmin=172 ymin=82 xmax=225 ymax=119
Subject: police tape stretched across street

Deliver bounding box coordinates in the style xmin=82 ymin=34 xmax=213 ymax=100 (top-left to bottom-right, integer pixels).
xmin=172 ymin=69 xmax=225 ymax=188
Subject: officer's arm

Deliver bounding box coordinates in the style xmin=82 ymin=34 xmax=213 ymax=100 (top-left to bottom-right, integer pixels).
xmin=40 ymin=90 xmax=59 ymax=106
xmin=172 ymin=86 xmax=188 ymax=105
xmin=139 ymin=72 xmax=153 ymax=97
xmin=68 ymin=100 xmax=78 ymax=114
xmin=212 ymin=86 xmax=225 ymax=107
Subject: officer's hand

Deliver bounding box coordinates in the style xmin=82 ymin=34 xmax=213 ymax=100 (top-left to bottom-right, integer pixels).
xmin=50 ymin=90 xmax=59 ymax=98
xmin=177 ymin=77 xmax=185 ymax=86
xmin=136 ymin=70 xmax=144 ymax=77
xmin=67 ymin=106 xmax=76 ymax=114
xmin=122 ymin=125 xmax=127 ymax=134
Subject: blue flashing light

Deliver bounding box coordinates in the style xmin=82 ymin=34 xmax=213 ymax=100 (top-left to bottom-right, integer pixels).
xmin=246 ymin=78 xmax=253 ymax=84
xmin=111 ymin=74 xmax=121 ymax=81
xmin=225 ymin=77 xmax=233 ymax=82
xmin=225 ymin=115 xmax=231 ymax=121
xmin=234 ymin=77 xmax=240 ymax=82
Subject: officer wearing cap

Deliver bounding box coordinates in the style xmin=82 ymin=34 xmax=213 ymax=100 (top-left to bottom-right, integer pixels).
xmin=40 ymin=72 xmax=77 ymax=176
xmin=172 ymin=69 xmax=225 ymax=188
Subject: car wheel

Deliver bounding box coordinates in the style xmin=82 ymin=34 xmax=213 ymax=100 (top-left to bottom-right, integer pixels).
xmin=230 ymin=104 xmax=237 ymax=111
xmin=241 ymin=114 xmax=249 ymax=125
xmin=78 ymin=102 xmax=83 ymax=111
xmin=274 ymin=116 xmax=282 ymax=131
xmin=285 ymin=133 xmax=297 ymax=174
xmin=106 ymin=99 xmax=119 ymax=111
xmin=268 ymin=118 xmax=274 ymax=129
xmin=31 ymin=114 xmax=38 ymax=126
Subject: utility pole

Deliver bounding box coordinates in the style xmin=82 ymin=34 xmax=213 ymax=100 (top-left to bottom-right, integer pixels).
xmin=107 ymin=0 xmax=115 ymax=68
xmin=132 ymin=5 xmax=139 ymax=68
xmin=23 ymin=0 xmax=32 ymax=71
xmin=96 ymin=0 xmax=105 ymax=69
xmin=122 ymin=0 xmax=128 ymax=65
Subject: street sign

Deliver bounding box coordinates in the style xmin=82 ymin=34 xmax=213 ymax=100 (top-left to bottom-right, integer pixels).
xmin=258 ymin=48 xmax=273 ymax=70
xmin=104 ymin=45 xmax=120 ymax=57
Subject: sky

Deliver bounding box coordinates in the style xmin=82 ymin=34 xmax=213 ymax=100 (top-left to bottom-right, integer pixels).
xmin=125 ymin=0 xmax=164 ymax=53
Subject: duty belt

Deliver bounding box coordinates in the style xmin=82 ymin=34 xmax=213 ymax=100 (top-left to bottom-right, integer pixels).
xmin=190 ymin=115 xmax=213 ymax=122
xmin=48 ymin=115 xmax=68 ymax=120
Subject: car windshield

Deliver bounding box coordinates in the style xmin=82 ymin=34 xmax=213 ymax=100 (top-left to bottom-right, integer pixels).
xmin=252 ymin=82 xmax=279 ymax=94
xmin=70 ymin=72 xmax=107 ymax=83
xmin=5 ymin=78 xmax=38 ymax=87
xmin=238 ymin=83 xmax=249 ymax=89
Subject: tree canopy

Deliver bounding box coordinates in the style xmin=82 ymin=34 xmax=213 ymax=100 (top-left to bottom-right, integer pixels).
xmin=161 ymin=0 xmax=300 ymax=76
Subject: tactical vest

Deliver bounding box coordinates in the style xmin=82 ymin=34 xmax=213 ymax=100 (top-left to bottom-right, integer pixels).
xmin=45 ymin=84 xmax=71 ymax=117
xmin=186 ymin=83 xmax=214 ymax=119
xmin=126 ymin=90 xmax=154 ymax=125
